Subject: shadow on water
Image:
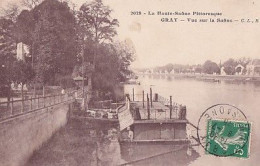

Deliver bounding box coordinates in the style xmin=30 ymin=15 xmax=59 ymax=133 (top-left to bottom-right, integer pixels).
xmin=119 ymin=143 xmax=200 ymax=166
xmin=26 ymin=117 xmax=200 ymax=166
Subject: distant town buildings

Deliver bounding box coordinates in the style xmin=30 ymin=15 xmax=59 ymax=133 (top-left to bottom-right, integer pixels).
xmin=246 ymin=59 xmax=260 ymax=76
xmin=139 ymin=59 xmax=260 ymax=77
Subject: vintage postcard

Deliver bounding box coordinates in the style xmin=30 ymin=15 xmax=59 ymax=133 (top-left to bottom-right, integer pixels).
xmin=0 ymin=0 xmax=259 ymax=166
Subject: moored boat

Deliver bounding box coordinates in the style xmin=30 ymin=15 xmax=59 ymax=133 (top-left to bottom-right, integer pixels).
xmin=117 ymin=93 xmax=191 ymax=163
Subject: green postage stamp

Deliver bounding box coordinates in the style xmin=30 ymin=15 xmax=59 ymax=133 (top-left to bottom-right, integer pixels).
xmin=206 ymin=119 xmax=251 ymax=158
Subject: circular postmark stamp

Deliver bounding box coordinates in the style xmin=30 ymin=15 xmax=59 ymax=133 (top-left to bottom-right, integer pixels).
xmin=197 ymin=104 xmax=251 ymax=158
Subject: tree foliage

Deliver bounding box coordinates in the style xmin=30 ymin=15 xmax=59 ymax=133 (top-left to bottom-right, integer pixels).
xmin=78 ymin=0 xmax=119 ymax=43
xmin=223 ymin=58 xmax=238 ymax=75
xmin=16 ymin=0 xmax=78 ymax=86
xmin=0 ymin=18 xmax=17 ymax=88
xmin=92 ymin=42 xmax=134 ymax=98
xmin=202 ymin=60 xmax=220 ymax=74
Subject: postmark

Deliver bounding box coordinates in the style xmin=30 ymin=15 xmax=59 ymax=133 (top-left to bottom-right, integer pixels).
xmin=197 ymin=104 xmax=251 ymax=158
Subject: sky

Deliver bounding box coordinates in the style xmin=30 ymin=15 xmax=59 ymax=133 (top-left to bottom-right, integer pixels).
xmin=1 ymin=0 xmax=260 ymax=68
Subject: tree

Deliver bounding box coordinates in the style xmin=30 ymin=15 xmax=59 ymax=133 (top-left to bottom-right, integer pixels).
xmin=88 ymin=41 xmax=134 ymax=101
xmin=16 ymin=10 xmax=35 ymax=46
xmin=194 ymin=65 xmax=202 ymax=73
xmin=202 ymin=60 xmax=220 ymax=74
xmin=237 ymin=57 xmax=251 ymax=67
xmin=16 ymin=0 xmax=79 ymax=94
xmin=165 ymin=64 xmax=174 ymax=73
xmin=78 ymin=0 xmax=119 ymax=66
xmin=223 ymin=58 xmax=238 ymax=75
xmin=0 ymin=18 xmax=17 ymax=101
xmin=12 ymin=60 xmax=35 ymax=109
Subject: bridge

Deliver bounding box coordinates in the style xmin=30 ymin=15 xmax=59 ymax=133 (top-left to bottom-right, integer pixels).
xmin=0 ymin=90 xmax=83 ymax=166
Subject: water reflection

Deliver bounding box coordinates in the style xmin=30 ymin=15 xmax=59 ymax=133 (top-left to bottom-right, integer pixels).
xmin=120 ymin=143 xmax=199 ymax=166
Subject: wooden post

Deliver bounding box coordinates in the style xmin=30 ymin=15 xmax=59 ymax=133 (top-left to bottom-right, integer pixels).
xmin=132 ymin=88 xmax=134 ymax=101
xmin=170 ymin=96 xmax=172 ymax=119
xmin=30 ymin=96 xmax=33 ymax=111
xmin=142 ymin=90 xmax=145 ymax=108
xmin=43 ymin=96 xmax=45 ymax=107
xmin=11 ymin=98 xmax=13 ymax=115
xmin=147 ymin=94 xmax=150 ymax=119
xmin=37 ymin=95 xmax=39 ymax=108
xmin=150 ymin=88 xmax=152 ymax=107
xmin=21 ymin=99 xmax=24 ymax=113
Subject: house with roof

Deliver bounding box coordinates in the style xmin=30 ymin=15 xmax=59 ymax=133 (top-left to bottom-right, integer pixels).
xmin=246 ymin=59 xmax=260 ymax=76
xmin=235 ymin=64 xmax=245 ymax=75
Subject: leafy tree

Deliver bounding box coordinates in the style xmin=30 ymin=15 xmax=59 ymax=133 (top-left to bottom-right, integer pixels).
xmin=12 ymin=60 xmax=35 ymax=109
xmin=237 ymin=57 xmax=251 ymax=67
xmin=89 ymin=41 xmax=134 ymax=100
xmin=194 ymin=65 xmax=202 ymax=73
xmin=15 ymin=0 xmax=79 ymax=94
xmin=165 ymin=63 xmax=174 ymax=73
xmin=78 ymin=0 xmax=119 ymax=66
xmin=16 ymin=10 xmax=35 ymax=46
xmin=223 ymin=58 xmax=238 ymax=75
xmin=0 ymin=18 xmax=17 ymax=100
xmin=202 ymin=60 xmax=220 ymax=74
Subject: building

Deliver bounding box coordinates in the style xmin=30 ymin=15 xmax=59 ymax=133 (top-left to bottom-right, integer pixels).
xmin=220 ymin=66 xmax=226 ymax=75
xmin=246 ymin=59 xmax=260 ymax=76
xmin=235 ymin=64 xmax=245 ymax=75
xmin=17 ymin=42 xmax=29 ymax=61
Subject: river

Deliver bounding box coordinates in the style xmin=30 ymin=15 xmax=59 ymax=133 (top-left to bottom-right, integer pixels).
xmin=124 ymin=74 xmax=260 ymax=166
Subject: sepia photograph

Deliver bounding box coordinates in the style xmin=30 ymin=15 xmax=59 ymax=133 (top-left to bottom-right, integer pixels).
xmin=0 ymin=0 xmax=259 ymax=165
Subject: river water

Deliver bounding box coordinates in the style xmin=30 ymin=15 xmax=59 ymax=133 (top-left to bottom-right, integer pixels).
xmin=124 ymin=75 xmax=260 ymax=166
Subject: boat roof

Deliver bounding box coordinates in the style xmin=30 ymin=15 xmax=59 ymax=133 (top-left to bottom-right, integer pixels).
xmin=118 ymin=101 xmax=183 ymax=131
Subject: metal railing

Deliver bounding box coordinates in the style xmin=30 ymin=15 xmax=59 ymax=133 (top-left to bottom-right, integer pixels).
xmin=0 ymin=90 xmax=78 ymax=120
xmin=127 ymin=92 xmax=186 ymax=120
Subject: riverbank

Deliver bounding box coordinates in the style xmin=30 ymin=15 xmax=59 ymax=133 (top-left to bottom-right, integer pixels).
xmin=26 ymin=118 xmax=122 ymax=166
xmin=138 ymin=73 xmax=260 ymax=82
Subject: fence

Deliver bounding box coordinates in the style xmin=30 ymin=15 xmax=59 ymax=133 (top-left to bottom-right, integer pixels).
xmin=127 ymin=90 xmax=186 ymax=120
xmin=0 ymin=90 xmax=78 ymax=120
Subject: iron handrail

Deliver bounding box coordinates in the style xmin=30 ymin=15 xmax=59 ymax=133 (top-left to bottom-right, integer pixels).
xmin=0 ymin=89 xmax=80 ymax=120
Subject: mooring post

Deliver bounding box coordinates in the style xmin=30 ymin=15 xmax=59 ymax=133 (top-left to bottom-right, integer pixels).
xmin=147 ymin=94 xmax=150 ymax=119
xmin=132 ymin=88 xmax=134 ymax=101
xmin=170 ymin=96 xmax=172 ymax=119
xmin=142 ymin=90 xmax=145 ymax=108
xmin=150 ymin=88 xmax=153 ymax=107
xmin=37 ymin=95 xmax=39 ymax=108
xmin=43 ymin=96 xmax=45 ymax=108
xmin=11 ymin=97 xmax=13 ymax=115
xmin=30 ymin=96 xmax=33 ymax=111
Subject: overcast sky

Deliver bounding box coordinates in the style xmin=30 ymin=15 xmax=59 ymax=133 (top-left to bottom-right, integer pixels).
xmin=1 ymin=0 xmax=260 ymax=68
